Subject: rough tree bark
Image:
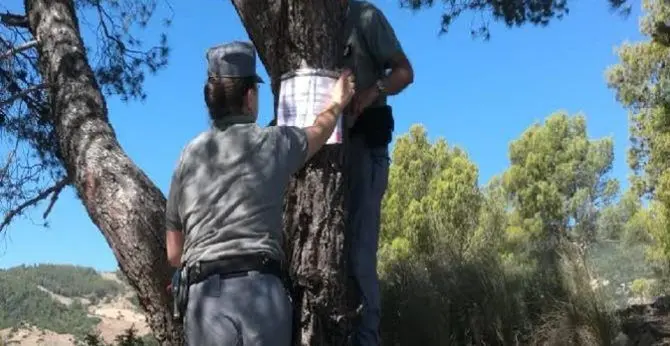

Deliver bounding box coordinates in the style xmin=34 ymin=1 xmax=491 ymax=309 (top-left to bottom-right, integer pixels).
xmin=24 ymin=0 xmax=181 ymax=344
xmin=232 ymin=1 xmax=358 ymax=345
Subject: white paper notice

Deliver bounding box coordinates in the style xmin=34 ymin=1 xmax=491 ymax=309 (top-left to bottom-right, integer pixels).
xmin=276 ymin=69 xmax=343 ymax=144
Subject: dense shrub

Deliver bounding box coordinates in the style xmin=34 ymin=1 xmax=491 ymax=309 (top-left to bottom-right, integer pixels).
xmin=379 ymin=242 xmax=618 ymax=345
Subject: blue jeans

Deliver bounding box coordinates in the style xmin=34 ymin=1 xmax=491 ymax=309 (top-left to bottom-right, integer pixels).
xmin=184 ymin=272 xmax=292 ymax=346
xmin=347 ymin=134 xmax=390 ymax=346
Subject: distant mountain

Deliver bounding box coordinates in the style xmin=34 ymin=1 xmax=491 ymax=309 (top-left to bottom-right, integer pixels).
xmin=0 ymin=264 xmax=155 ymax=346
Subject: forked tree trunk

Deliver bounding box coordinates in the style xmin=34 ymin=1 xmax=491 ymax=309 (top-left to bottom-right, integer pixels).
xmin=24 ymin=0 xmax=182 ymax=344
xmin=232 ymin=1 xmax=358 ymax=345
xmin=24 ymin=0 xmax=355 ymax=344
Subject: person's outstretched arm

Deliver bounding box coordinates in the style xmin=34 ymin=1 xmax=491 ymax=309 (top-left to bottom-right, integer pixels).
xmin=303 ymin=69 xmax=356 ymax=160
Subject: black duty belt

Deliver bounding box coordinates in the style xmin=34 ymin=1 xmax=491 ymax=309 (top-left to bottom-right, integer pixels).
xmin=186 ymin=254 xmax=285 ymax=286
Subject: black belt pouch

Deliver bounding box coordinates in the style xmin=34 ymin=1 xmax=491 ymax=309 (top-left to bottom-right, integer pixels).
xmin=349 ymin=105 xmax=394 ymax=148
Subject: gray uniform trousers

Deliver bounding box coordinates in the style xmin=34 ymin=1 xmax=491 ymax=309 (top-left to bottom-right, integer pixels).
xmin=184 ymin=272 xmax=292 ymax=346
xmin=347 ymin=134 xmax=390 ymax=346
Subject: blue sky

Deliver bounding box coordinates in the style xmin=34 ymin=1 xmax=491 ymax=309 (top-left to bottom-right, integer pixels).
xmin=0 ymin=0 xmax=645 ymax=271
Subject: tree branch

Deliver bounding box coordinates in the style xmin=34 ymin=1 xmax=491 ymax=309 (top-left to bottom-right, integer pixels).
xmin=0 ymin=138 xmax=20 ymax=185
xmin=0 ymin=40 xmax=38 ymax=60
xmin=0 ymin=177 xmax=69 ymax=232
xmin=42 ymin=179 xmax=66 ymax=219
xmin=0 ymin=13 xmax=29 ymax=28
xmin=0 ymin=83 xmax=46 ymax=107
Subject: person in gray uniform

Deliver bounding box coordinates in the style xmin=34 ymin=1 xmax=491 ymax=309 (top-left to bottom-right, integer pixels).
xmin=341 ymin=1 xmax=414 ymax=345
xmin=164 ymin=41 xmax=355 ymax=346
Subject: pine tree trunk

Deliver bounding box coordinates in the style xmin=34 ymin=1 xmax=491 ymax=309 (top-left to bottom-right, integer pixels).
xmin=24 ymin=0 xmax=182 ymax=344
xmin=232 ymin=1 xmax=357 ymax=345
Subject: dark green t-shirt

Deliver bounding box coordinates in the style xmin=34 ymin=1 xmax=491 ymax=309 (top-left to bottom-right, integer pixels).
xmin=343 ymin=0 xmax=405 ymax=109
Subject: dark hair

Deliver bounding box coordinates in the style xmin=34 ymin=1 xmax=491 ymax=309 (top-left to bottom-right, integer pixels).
xmin=204 ymin=76 xmax=257 ymax=120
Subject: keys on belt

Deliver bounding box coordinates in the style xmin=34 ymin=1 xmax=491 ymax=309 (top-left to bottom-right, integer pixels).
xmin=171 ymin=266 xmax=189 ymax=322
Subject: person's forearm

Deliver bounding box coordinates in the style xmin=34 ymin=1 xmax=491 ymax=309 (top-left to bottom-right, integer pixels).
xmin=313 ymin=102 xmax=341 ymax=138
xmin=166 ymin=230 xmax=184 ymax=268
xmin=305 ymin=102 xmax=342 ymax=159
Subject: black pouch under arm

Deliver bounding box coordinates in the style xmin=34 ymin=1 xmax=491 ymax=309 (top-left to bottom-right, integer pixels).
xmin=350 ymin=105 xmax=394 ymax=148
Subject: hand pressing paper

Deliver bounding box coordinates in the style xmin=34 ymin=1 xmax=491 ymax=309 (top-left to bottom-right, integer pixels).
xmin=276 ymin=68 xmax=344 ymax=145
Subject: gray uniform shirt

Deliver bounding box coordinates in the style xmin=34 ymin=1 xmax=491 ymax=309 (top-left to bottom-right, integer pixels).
xmin=343 ymin=0 xmax=405 ymax=109
xmin=165 ymin=115 xmax=308 ymax=266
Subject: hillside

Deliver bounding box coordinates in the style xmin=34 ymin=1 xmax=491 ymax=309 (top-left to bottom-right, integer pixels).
xmin=0 ymin=264 xmax=154 ymax=346
xmin=1 ymin=261 xmax=670 ymax=345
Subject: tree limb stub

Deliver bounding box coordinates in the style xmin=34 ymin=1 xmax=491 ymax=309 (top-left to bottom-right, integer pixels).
xmin=232 ymin=1 xmax=357 ymax=345
xmin=24 ymin=0 xmax=182 ymax=343
xmin=0 ymin=40 xmax=38 ymax=60
xmin=0 ymin=12 xmax=29 ymax=28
